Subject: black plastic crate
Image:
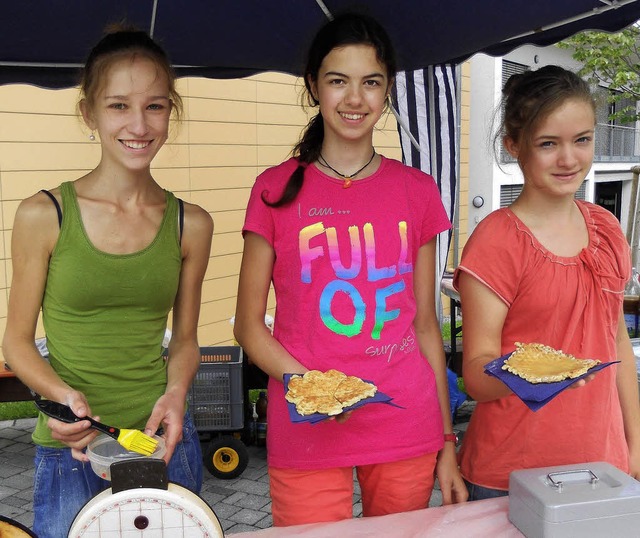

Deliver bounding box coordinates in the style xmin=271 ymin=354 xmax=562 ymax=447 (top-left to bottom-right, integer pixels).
xmin=187 ymin=346 xmax=244 ymax=432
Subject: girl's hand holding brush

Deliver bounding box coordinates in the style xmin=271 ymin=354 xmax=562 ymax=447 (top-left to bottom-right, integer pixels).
xmin=37 ymin=396 xmax=159 ymax=459
xmin=46 ymin=390 xmax=98 ymax=462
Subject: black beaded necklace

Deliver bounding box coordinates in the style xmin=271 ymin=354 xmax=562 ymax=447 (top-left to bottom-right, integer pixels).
xmin=318 ymin=148 xmax=376 ymax=188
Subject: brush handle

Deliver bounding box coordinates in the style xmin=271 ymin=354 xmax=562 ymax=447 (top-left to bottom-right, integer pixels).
xmin=34 ymin=399 xmax=121 ymax=439
xmin=84 ymin=416 xmax=121 ymax=439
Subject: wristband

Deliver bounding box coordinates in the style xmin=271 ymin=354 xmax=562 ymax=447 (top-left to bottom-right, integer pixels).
xmin=444 ymin=433 xmax=458 ymax=444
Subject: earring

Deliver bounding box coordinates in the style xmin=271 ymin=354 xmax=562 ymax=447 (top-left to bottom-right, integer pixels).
xmin=89 ymin=132 xmax=95 ymax=141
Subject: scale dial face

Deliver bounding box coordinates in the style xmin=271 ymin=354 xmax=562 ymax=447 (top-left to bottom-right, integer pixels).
xmin=70 ymin=485 xmax=224 ymax=537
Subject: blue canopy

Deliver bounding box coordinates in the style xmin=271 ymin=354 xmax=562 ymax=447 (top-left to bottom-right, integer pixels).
xmin=2 ymin=0 xmax=640 ymax=88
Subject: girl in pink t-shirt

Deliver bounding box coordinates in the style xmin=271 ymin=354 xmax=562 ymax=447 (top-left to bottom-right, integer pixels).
xmin=455 ymin=66 xmax=640 ymax=500
xmin=234 ymin=12 xmax=467 ymax=527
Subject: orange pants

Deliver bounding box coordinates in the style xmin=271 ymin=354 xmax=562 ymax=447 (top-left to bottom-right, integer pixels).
xmin=269 ymin=452 xmax=437 ymax=527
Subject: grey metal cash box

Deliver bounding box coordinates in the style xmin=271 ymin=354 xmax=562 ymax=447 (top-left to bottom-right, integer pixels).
xmin=509 ymin=462 xmax=640 ymax=537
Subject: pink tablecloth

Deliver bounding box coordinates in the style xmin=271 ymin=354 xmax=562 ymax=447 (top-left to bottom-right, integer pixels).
xmin=229 ymin=497 xmax=524 ymax=537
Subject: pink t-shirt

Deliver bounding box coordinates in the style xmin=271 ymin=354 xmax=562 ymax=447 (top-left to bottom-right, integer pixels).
xmin=243 ymin=156 xmax=451 ymax=469
xmin=453 ymin=201 xmax=630 ymax=490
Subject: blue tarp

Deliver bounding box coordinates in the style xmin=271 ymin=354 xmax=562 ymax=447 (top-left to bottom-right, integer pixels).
xmin=447 ymin=368 xmax=467 ymax=421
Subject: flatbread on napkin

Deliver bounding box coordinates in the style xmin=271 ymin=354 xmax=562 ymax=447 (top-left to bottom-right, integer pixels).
xmin=502 ymin=342 xmax=600 ymax=384
xmin=285 ymin=369 xmax=377 ymax=416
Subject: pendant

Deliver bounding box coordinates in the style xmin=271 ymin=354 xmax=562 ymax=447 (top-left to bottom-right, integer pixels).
xmin=343 ymin=179 xmax=352 ymax=189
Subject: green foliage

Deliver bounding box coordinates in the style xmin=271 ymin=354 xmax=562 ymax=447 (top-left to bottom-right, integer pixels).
xmin=441 ymin=320 xmax=462 ymax=341
xmin=441 ymin=321 xmax=452 ymax=341
xmin=0 ymin=401 xmax=38 ymax=421
xmin=248 ymin=389 xmax=263 ymax=405
xmin=456 ymin=376 xmax=467 ymax=395
xmin=558 ymin=25 xmax=640 ymax=124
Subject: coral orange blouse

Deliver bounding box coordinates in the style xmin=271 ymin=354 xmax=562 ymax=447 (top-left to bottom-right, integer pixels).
xmin=454 ymin=201 xmax=630 ymax=490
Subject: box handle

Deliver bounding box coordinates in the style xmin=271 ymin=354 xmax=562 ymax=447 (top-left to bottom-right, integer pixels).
xmin=547 ymin=469 xmax=599 ymax=493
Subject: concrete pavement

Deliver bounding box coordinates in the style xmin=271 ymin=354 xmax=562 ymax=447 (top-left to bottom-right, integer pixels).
xmin=0 ymin=401 xmax=473 ymax=535
xmin=0 ymin=417 xmax=276 ymax=535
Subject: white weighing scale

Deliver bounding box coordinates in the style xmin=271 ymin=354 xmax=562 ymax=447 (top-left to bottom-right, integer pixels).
xmin=69 ymin=459 xmax=224 ymax=537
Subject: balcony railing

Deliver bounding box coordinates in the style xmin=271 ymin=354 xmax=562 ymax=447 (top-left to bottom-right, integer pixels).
xmin=594 ymin=123 xmax=639 ymax=162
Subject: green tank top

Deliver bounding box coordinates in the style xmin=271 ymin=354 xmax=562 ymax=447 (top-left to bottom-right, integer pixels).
xmin=33 ymin=181 xmax=182 ymax=447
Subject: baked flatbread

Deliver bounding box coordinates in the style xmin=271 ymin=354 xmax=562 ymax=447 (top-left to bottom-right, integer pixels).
xmin=306 ymin=369 xmax=347 ymax=395
xmin=286 ymin=369 xmax=377 ymax=416
xmin=502 ymin=342 xmax=600 ymax=383
xmin=297 ymin=395 xmax=344 ymax=416
xmin=334 ymin=376 xmax=377 ymax=407
xmin=0 ymin=520 xmax=34 ymax=538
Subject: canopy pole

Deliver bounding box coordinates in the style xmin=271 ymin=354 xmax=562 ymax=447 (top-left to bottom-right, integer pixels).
xmin=503 ymin=0 xmax=637 ymax=44
xmin=315 ymin=0 xmax=334 ymax=21
xmin=390 ymin=105 xmax=421 ymax=151
xmin=149 ymin=0 xmax=159 ymax=38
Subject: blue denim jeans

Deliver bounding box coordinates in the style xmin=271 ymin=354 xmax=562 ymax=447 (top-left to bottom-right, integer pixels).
xmin=464 ymin=479 xmax=509 ymax=501
xmin=33 ymin=412 xmax=203 ymax=538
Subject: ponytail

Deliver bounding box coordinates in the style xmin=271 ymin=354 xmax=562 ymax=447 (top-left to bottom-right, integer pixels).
xmin=261 ymin=113 xmax=324 ymax=207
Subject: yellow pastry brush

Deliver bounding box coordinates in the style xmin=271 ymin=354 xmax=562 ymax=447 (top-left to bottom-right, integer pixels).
xmin=35 ymin=399 xmax=158 ymax=456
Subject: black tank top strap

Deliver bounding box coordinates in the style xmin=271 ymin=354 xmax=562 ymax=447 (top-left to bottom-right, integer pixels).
xmin=40 ymin=189 xmax=62 ymax=228
xmin=178 ymin=197 xmax=184 ymax=245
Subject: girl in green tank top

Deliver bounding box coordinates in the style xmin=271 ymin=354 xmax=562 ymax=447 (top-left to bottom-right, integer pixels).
xmin=3 ymin=28 xmax=213 ymax=538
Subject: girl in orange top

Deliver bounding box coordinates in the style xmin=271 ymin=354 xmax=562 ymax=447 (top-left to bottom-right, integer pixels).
xmin=454 ymin=66 xmax=640 ymax=500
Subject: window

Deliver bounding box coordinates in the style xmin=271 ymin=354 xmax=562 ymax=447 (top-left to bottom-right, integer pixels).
xmin=500 ymin=185 xmax=522 ymax=207
xmin=502 ymin=60 xmax=529 ymax=85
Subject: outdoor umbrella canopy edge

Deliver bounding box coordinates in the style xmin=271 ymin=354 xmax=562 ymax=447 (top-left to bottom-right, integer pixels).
xmin=1 ymin=0 xmax=640 ymax=88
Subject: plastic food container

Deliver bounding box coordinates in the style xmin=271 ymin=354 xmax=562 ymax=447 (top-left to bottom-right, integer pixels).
xmin=86 ymin=433 xmax=166 ymax=481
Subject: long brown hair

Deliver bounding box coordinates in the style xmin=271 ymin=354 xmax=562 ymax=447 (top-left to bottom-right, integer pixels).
xmin=263 ymin=13 xmax=396 ymax=207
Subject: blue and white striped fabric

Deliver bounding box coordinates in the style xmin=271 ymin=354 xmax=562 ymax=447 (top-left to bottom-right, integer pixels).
xmin=393 ymin=65 xmax=458 ymax=278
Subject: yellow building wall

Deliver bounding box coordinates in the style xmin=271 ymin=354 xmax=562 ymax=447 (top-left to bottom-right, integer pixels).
xmin=456 ymin=61 xmax=471 ymax=260
xmin=0 ymin=73 xmax=403 ymax=355
xmin=439 ymin=62 xmax=470 ymax=320
xmin=0 ymin=66 xmax=473 ymax=351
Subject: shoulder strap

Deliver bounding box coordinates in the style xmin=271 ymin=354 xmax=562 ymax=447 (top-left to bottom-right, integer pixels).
xmin=40 ymin=189 xmax=62 ymax=228
xmin=178 ymin=198 xmax=184 ymax=245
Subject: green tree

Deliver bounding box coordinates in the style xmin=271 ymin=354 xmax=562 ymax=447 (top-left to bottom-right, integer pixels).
xmin=558 ymin=25 xmax=640 ymax=124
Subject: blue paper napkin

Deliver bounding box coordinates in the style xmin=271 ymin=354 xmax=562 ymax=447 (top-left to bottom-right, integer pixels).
xmin=283 ymin=373 xmax=402 ymax=424
xmin=484 ymin=354 xmax=620 ymax=411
